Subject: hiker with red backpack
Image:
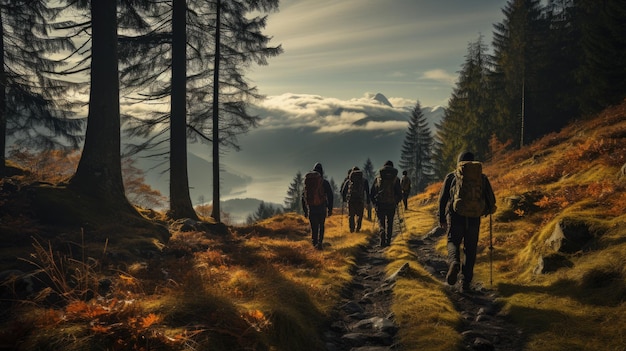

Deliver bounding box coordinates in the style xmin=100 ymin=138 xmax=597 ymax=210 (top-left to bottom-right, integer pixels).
xmin=438 ymin=151 xmax=496 ymax=293
xmin=302 ymin=163 xmax=334 ymax=250
xmin=340 ymin=166 xmax=370 ymax=233
xmin=370 ymin=161 xmax=402 ymax=247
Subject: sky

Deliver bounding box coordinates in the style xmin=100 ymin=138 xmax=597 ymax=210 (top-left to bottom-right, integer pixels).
xmin=144 ymin=0 xmax=514 ymax=217
xmin=248 ymin=0 xmax=510 ymax=108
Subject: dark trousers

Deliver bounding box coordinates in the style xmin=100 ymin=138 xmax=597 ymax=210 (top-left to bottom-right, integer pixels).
xmin=376 ymin=206 xmax=396 ymax=244
xmin=308 ymin=211 xmax=326 ymax=245
xmin=402 ymin=193 xmax=409 ymax=209
xmin=348 ymin=201 xmax=365 ymax=232
xmin=446 ymin=214 xmax=480 ymax=284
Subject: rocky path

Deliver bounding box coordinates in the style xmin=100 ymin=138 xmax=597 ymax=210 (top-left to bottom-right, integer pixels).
xmin=323 ymin=234 xmax=400 ymax=351
xmin=409 ymin=227 xmax=526 ymax=351
xmin=323 ymin=223 xmax=526 ymax=351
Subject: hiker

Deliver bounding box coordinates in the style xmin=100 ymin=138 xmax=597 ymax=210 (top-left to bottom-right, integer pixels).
xmin=438 ymin=151 xmax=496 ymax=293
xmin=341 ymin=166 xmax=370 ymax=232
xmin=370 ymin=161 xmax=402 ymax=247
xmin=302 ymin=162 xmax=334 ymax=250
xmin=400 ymin=170 xmax=411 ymax=210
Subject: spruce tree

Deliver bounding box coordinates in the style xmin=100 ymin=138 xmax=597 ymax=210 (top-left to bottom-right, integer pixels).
xmin=68 ymin=1 xmax=130 ymax=207
xmin=398 ymin=101 xmax=434 ymax=194
xmin=490 ymin=0 xmax=545 ymax=147
xmin=0 ymin=1 xmax=82 ymax=176
xmin=362 ymin=158 xmax=375 ymax=187
xmin=434 ymin=36 xmax=493 ymax=176
xmin=284 ymin=171 xmax=303 ymax=214
xmin=118 ymin=0 xmax=282 ymax=222
xmin=574 ymin=0 xmax=626 ymax=114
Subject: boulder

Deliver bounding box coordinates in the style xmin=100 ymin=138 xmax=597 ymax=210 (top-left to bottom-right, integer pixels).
xmin=534 ymin=253 xmax=574 ymax=274
xmin=545 ymin=218 xmax=593 ymax=254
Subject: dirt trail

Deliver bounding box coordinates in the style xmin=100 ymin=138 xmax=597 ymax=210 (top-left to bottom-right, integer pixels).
xmin=323 ymin=218 xmax=526 ymax=351
xmin=409 ymin=227 xmax=526 ymax=351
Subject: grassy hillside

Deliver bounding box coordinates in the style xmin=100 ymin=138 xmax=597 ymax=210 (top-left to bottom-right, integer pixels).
xmin=390 ymin=99 xmax=626 ymax=350
xmin=0 ymin=100 xmax=624 ymax=350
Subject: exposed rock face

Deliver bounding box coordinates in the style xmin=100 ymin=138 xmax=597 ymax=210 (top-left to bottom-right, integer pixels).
xmin=545 ymin=218 xmax=594 ymax=254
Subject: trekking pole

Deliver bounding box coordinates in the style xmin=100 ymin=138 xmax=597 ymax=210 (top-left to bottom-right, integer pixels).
xmin=489 ymin=213 xmax=494 ymax=287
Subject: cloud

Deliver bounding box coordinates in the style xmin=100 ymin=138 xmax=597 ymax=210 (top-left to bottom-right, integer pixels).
xmin=420 ymin=69 xmax=458 ymax=85
xmin=253 ymin=93 xmax=411 ymax=133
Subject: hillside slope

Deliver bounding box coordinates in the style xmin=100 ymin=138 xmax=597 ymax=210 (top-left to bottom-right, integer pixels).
xmin=399 ymin=99 xmax=626 ymax=350
xmin=0 ymin=100 xmax=624 ymax=351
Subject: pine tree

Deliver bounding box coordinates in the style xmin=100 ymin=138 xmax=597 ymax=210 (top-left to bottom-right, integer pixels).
xmin=490 ymin=0 xmax=546 ymax=147
xmin=574 ymin=0 xmax=626 ymax=114
xmin=246 ymin=201 xmax=281 ymax=224
xmin=0 ymin=1 xmax=82 ymax=176
xmin=284 ymin=171 xmax=303 ymax=214
xmin=434 ymin=36 xmax=493 ymax=176
xmin=399 ymin=101 xmax=434 ymax=193
xmin=362 ymin=158 xmax=375 ymax=187
xmin=117 ymin=0 xmax=281 ymax=222
xmin=68 ymin=1 xmax=133 ymax=209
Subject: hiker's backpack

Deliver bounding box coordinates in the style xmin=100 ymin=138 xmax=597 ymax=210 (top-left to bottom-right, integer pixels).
xmin=401 ymin=176 xmax=411 ymax=193
xmin=376 ymin=167 xmax=398 ymax=204
xmin=347 ymin=170 xmax=364 ymax=203
xmin=304 ymin=171 xmax=326 ymax=207
xmin=452 ymin=161 xmax=486 ymax=217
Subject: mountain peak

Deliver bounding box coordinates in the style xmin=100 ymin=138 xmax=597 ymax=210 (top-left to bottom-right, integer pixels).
xmin=372 ymin=93 xmax=393 ymax=108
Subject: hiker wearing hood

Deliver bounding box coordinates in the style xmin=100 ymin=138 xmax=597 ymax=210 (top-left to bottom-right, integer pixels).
xmin=438 ymin=151 xmax=496 ymax=293
xmin=302 ymin=163 xmax=334 ymax=250
xmin=370 ymin=161 xmax=402 ymax=247
xmin=341 ymin=166 xmax=370 ymax=233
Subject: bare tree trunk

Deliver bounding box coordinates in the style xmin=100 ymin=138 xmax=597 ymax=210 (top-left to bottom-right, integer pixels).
xmin=0 ymin=10 xmax=6 ymax=177
xmin=69 ymin=0 xmax=130 ymax=209
xmin=169 ymin=0 xmax=198 ymax=220
xmin=210 ymin=0 xmax=222 ymax=222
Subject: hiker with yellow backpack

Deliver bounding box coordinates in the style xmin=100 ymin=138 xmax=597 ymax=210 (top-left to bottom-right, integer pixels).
xmin=438 ymin=151 xmax=496 ymax=293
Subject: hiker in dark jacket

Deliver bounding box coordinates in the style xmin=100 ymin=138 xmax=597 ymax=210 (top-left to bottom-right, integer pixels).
xmin=438 ymin=151 xmax=496 ymax=292
xmin=302 ymin=163 xmax=334 ymax=250
xmin=370 ymin=161 xmax=402 ymax=247
xmin=400 ymin=170 xmax=411 ymax=210
xmin=341 ymin=166 xmax=370 ymax=233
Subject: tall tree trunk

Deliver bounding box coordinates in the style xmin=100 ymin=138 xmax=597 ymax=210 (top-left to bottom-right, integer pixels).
xmin=0 ymin=10 xmax=6 ymax=177
xmin=210 ymin=0 xmax=222 ymax=222
xmin=69 ymin=0 xmax=130 ymax=209
xmin=169 ymin=0 xmax=198 ymax=220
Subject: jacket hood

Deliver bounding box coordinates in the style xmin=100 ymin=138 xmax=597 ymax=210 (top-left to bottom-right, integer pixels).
xmin=313 ymin=163 xmax=324 ymax=176
xmin=457 ymin=151 xmax=475 ymax=163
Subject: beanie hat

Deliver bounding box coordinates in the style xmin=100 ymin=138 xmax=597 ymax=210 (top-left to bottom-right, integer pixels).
xmin=313 ymin=163 xmax=324 ymax=175
xmin=384 ymin=160 xmax=393 ymax=167
xmin=457 ymin=151 xmax=474 ymax=163
xmin=402 ymin=170 xmax=407 ymax=175
xmin=352 ymin=166 xmax=360 ymax=171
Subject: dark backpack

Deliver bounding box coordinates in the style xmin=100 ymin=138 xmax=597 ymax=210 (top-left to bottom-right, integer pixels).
xmin=401 ymin=176 xmax=411 ymax=193
xmin=347 ymin=170 xmax=364 ymax=203
xmin=304 ymin=171 xmax=326 ymax=207
xmin=375 ymin=167 xmax=398 ymax=204
xmin=451 ymin=161 xmax=486 ymax=217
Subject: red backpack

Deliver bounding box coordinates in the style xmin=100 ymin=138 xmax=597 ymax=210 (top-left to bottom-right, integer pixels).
xmin=304 ymin=171 xmax=326 ymax=206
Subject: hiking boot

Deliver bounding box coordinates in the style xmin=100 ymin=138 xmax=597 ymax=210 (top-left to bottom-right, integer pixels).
xmin=446 ymin=262 xmax=460 ymax=285
xmin=315 ymin=242 xmax=323 ymax=250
